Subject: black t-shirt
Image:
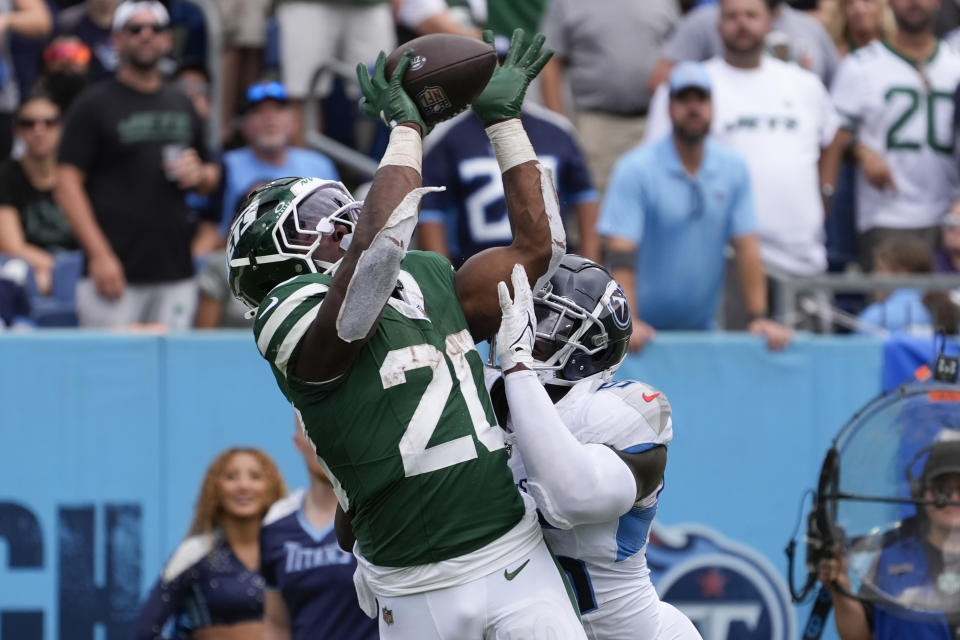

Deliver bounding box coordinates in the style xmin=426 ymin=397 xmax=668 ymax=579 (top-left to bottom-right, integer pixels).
xmin=59 ymin=79 xmax=208 ymax=283
xmin=0 ymin=159 xmax=76 ymax=250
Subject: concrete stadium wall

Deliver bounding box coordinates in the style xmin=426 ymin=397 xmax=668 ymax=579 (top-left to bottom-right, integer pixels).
xmin=0 ymin=332 xmax=886 ymax=640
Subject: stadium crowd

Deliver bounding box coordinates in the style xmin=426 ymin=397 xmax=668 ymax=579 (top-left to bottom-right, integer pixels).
xmin=0 ymin=0 xmax=960 ymax=339
xmin=1 ymin=1 xmax=958 ymax=639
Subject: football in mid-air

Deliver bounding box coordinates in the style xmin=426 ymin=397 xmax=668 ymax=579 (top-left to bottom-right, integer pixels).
xmin=384 ymin=34 xmax=497 ymax=126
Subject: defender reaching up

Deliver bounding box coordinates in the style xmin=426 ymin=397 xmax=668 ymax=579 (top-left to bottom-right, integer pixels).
xmin=492 ymin=257 xmax=702 ymax=640
xmin=227 ymin=30 xmax=582 ymax=639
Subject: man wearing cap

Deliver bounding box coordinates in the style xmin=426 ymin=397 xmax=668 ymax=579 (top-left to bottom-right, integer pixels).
xmin=645 ymin=0 xmax=842 ymax=327
xmin=599 ymin=61 xmax=792 ymax=351
xmin=217 ymin=81 xmax=339 ymax=236
xmin=54 ymin=0 xmax=220 ymax=329
xmin=819 ymin=437 xmax=960 ymax=640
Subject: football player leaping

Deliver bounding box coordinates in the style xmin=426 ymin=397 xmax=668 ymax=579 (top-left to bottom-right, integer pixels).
xmin=227 ymin=30 xmax=585 ymax=640
xmin=491 ymin=256 xmax=703 ymax=640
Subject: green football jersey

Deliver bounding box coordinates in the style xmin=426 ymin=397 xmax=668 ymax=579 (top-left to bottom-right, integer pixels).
xmin=253 ymin=251 xmax=525 ymax=567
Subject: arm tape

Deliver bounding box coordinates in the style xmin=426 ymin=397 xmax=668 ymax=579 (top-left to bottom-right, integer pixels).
xmin=534 ymin=163 xmax=567 ymax=293
xmin=505 ymin=369 xmax=637 ymax=529
xmin=378 ymin=125 xmax=423 ymax=175
xmin=335 ymin=186 xmax=443 ymax=342
xmin=486 ymin=118 xmax=537 ymax=173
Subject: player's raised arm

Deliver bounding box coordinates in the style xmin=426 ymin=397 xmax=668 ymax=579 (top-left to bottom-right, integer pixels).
xmin=455 ymin=29 xmax=566 ymax=342
xmin=496 ymin=264 xmax=649 ymax=529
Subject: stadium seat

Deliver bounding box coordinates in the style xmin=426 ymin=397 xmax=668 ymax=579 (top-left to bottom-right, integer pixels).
xmin=0 ymin=251 xmax=84 ymax=327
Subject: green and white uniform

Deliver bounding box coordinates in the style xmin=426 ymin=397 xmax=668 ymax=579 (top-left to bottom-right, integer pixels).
xmin=832 ymin=40 xmax=960 ymax=232
xmin=253 ymin=251 xmax=585 ymax=638
xmin=254 ymin=251 xmax=525 ymax=567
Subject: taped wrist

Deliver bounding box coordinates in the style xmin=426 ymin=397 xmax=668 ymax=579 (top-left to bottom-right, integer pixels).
xmin=335 ymin=186 xmax=443 ymax=342
xmin=486 ymin=118 xmax=537 ymax=173
xmin=378 ymin=125 xmax=423 ymax=175
xmin=504 ymin=369 xmax=637 ymax=528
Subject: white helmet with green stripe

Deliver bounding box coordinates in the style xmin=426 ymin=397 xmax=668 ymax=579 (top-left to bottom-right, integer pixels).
xmin=227 ymin=176 xmax=361 ymax=309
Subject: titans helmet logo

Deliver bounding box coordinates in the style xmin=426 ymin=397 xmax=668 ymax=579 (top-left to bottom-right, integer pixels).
xmin=608 ymin=287 xmax=631 ymax=329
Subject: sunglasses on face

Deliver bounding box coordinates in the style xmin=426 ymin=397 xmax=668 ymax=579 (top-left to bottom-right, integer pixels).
xmin=123 ymin=23 xmax=169 ymax=35
xmin=17 ymin=117 xmax=60 ymax=129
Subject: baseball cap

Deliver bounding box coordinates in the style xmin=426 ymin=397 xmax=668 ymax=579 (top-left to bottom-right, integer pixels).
xmin=112 ymin=1 xmax=170 ymax=32
xmin=922 ymin=438 xmax=960 ymax=481
xmin=669 ymin=61 xmax=711 ymax=95
xmin=243 ymin=81 xmax=290 ymax=112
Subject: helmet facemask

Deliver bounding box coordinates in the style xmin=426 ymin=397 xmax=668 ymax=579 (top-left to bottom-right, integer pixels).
xmin=532 ymin=279 xmax=624 ymax=386
xmin=275 ymin=182 xmax=361 ymax=275
xmin=227 ymin=178 xmax=361 ymax=311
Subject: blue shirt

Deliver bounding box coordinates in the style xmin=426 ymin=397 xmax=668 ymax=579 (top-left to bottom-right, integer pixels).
xmin=219 ymin=147 xmax=339 ymax=234
xmin=260 ymin=491 xmax=378 ymax=640
xmin=598 ymin=135 xmax=757 ymax=330
xmin=866 ymin=531 xmax=956 ymax=639
xmin=857 ymin=289 xmax=933 ymax=335
xmin=420 ymin=104 xmax=597 ymax=266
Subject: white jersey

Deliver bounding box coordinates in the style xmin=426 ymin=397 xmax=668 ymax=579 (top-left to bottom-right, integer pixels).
xmin=831 ymin=40 xmax=960 ymax=232
xmin=646 ymin=56 xmax=839 ymax=275
xmin=490 ymin=370 xmax=681 ymax=639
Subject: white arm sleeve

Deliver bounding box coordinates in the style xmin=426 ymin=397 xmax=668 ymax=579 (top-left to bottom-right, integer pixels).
xmin=505 ymin=369 xmax=638 ymax=529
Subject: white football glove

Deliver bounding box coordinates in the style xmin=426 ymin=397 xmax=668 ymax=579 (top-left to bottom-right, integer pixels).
xmin=496 ymin=263 xmax=536 ymax=371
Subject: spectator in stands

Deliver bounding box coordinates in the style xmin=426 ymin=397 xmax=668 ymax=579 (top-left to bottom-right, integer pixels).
xmin=396 ymin=0 xmax=482 ymax=40
xmin=934 ymin=210 xmax=960 ymax=274
xmin=646 ymin=0 xmax=842 ymax=325
xmin=194 ymin=249 xmax=250 ymax=328
xmin=831 ymin=0 xmax=960 ymax=271
xmin=0 ymin=258 xmax=32 ymax=329
xmin=831 ymin=0 xmax=894 ymax=55
xmin=211 ymin=0 xmax=270 ymax=144
xmin=856 ymin=237 xmax=960 ymax=334
xmin=539 ymin=0 xmax=680 ymax=193
xmin=417 ymin=102 xmax=600 ymax=267
xmin=54 ymin=0 xmax=221 ymax=330
xmin=277 ymin=0 xmax=395 ymax=145
xmin=217 ymin=81 xmax=339 ymax=236
xmin=175 ymin=57 xmax=211 ymax=121
xmin=55 ymin=0 xmax=120 ymax=82
xmin=0 ymin=91 xmax=73 ymax=297
xmin=649 ymin=0 xmax=839 ymax=88
xmin=36 ymin=37 xmax=92 ymax=114
xmin=0 ymin=0 xmax=53 ymax=157
xmin=487 ymin=0 xmax=547 ymax=47
xmin=173 ymin=60 xmax=222 ymax=256
xmin=131 ymin=448 xmax=287 ymax=640
xmin=260 ymin=423 xmax=379 ymax=640
xmin=823 ymin=0 xmax=893 ymax=271
xmin=600 ymin=62 xmax=793 ymax=351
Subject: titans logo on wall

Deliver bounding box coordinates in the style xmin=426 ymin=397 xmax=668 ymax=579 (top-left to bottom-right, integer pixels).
xmin=648 ymin=523 xmax=795 ymax=640
xmin=608 ymin=287 xmax=631 ymax=329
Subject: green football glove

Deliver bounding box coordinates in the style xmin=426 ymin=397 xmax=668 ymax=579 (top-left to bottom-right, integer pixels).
xmin=472 ymin=29 xmax=554 ymax=125
xmin=357 ymin=50 xmax=431 ymax=135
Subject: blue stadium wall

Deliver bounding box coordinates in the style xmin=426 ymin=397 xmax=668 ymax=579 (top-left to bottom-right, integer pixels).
xmin=0 ymin=332 xmax=901 ymax=640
